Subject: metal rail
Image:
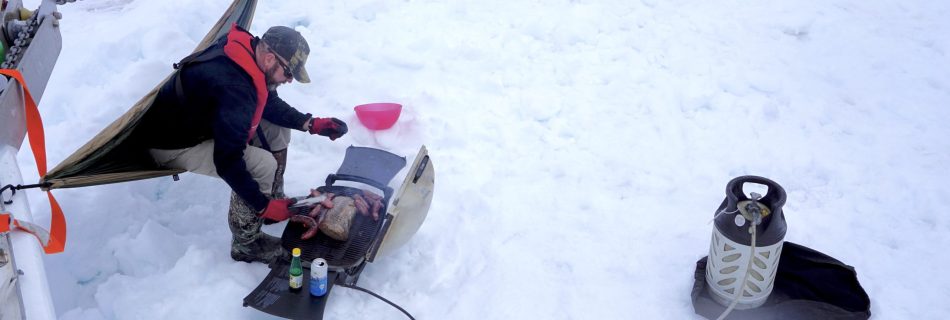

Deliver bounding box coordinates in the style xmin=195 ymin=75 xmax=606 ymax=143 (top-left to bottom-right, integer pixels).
xmin=0 ymin=0 xmax=68 ymax=318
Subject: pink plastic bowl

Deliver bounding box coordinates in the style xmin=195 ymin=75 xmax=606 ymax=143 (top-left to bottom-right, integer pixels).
xmin=354 ymin=103 xmax=402 ymax=130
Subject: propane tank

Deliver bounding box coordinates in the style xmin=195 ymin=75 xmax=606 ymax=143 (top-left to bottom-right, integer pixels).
xmin=706 ymin=176 xmax=787 ymax=310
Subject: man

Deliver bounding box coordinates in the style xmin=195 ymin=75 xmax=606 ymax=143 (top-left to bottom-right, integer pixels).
xmin=134 ymin=24 xmax=347 ymax=264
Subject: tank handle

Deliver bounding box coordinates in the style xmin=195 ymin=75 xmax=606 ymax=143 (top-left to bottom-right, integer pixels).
xmin=725 ymin=175 xmax=787 ymax=209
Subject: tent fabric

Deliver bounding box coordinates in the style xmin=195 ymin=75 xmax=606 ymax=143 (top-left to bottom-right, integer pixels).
xmin=42 ymin=0 xmax=259 ymax=190
xmin=691 ymin=241 xmax=871 ymax=320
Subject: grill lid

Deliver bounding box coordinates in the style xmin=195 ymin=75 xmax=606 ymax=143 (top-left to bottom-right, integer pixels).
xmin=371 ymin=145 xmax=434 ymax=260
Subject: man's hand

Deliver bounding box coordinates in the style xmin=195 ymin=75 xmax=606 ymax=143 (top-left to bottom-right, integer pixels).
xmin=260 ymin=198 xmax=295 ymax=222
xmin=309 ymin=117 xmax=348 ymax=140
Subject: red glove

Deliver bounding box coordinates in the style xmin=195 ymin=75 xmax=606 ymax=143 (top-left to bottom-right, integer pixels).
xmin=309 ymin=117 xmax=348 ymax=140
xmin=260 ymin=198 xmax=295 ymax=222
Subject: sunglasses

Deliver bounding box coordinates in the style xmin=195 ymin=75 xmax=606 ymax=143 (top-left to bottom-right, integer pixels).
xmin=267 ymin=47 xmax=293 ymax=79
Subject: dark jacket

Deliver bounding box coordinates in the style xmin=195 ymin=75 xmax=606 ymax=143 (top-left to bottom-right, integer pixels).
xmin=135 ymin=33 xmax=309 ymax=211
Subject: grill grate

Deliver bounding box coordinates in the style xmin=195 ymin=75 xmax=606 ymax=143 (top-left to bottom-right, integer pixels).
xmin=281 ymin=187 xmax=385 ymax=269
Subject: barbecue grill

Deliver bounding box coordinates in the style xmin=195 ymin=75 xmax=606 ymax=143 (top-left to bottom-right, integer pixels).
xmin=244 ymin=145 xmax=433 ymax=320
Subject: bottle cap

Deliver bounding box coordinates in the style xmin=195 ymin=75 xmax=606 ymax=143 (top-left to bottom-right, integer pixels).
xmin=292 ymin=248 xmax=301 ymax=256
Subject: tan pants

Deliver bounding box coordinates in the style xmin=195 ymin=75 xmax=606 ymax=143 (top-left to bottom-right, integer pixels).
xmin=150 ymin=120 xmax=291 ymax=194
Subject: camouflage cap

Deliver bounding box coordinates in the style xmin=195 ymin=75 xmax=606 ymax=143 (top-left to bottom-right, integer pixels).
xmin=261 ymin=26 xmax=311 ymax=83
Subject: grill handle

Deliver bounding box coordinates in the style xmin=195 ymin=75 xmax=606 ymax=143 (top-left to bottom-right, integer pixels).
xmin=325 ymin=173 xmax=395 ymax=203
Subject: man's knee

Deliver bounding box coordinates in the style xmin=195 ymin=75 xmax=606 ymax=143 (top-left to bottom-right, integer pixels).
xmin=244 ymin=147 xmax=278 ymax=194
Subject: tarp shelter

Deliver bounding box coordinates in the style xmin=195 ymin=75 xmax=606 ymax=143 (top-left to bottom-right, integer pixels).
xmin=41 ymin=0 xmax=259 ymax=190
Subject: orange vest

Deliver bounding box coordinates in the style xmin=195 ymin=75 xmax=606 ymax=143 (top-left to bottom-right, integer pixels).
xmin=222 ymin=24 xmax=268 ymax=142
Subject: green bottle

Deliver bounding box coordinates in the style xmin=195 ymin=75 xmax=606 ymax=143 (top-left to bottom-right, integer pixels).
xmin=289 ymin=248 xmax=303 ymax=291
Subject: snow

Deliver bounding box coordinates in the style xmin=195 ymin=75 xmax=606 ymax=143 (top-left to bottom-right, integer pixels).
xmin=8 ymin=0 xmax=950 ymax=318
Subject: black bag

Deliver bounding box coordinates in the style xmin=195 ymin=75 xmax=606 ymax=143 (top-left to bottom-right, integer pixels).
xmin=691 ymin=241 xmax=871 ymax=320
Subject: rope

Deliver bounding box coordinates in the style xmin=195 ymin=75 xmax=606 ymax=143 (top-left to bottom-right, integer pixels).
xmin=710 ymin=207 xmax=738 ymax=224
xmin=716 ymin=223 xmax=756 ymax=320
xmin=338 ymin=283 xmax=416 ymax=320
xmin=716 ymin=202 xmax=763 ymax=320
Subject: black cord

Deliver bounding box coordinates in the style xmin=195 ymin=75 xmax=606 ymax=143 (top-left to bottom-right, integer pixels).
xmin=338 ymin=283 xmax=415 ymax=320
xmin=1 ymin=183 xmax=51 ymax=205
xmin=13 ymin=183 xmax=48 ymax=190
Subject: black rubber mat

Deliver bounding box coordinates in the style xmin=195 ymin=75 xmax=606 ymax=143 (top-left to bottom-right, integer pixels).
xmin=243 ymin=262 xmax=337 ymax=320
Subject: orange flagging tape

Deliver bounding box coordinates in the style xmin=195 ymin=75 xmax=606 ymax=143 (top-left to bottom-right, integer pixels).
xmin=0 ymin=69 xmax=66 ymax=253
